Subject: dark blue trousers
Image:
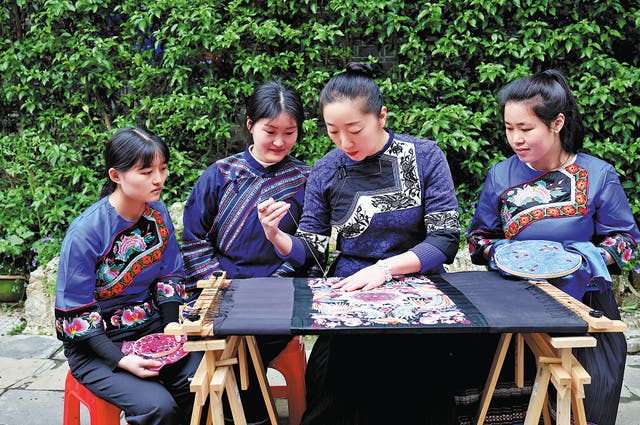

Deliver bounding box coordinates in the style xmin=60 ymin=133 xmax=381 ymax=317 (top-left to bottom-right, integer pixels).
xmin=67 ymin=345 xmax=203 ymax=425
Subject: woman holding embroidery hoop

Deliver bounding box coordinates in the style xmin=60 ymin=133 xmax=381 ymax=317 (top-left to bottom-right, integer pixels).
xmin=467 ymin=69 xmax=640 ymax=425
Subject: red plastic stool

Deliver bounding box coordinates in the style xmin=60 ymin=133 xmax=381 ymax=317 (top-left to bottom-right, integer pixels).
xmin=63 ymin=369 xmax=124 ymax=425
xmin=268 ymin=336 xmax=307 ymax=425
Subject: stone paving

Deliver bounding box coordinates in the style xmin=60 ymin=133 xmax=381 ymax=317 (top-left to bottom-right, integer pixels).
xmin=0 ymin=312 xmax=639 ymax=424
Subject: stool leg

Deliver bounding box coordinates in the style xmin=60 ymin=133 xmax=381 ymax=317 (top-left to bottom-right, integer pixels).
xmin=64 ymin=371 xmax=81 ymax=425
xmin=64 ymin=369 xmax=124 ymax=425
xmin=279 ymin=359 xmax=306 ymax=425
xmin=285 ymin=369 xmax=305 ymax=425
xmin=63 ymin=387 xmax=81 ymax=423
xmin=92 ymin=397 xmax=123 ymax=424
xmin=268 ymin=337 xmax=307 ymax=425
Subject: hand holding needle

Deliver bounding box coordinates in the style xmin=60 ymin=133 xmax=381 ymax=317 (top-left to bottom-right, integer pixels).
xmin=257 ymin=197 xmax=328 ymax=278
xmin=257 ymin=198 xmax=293 ymax=254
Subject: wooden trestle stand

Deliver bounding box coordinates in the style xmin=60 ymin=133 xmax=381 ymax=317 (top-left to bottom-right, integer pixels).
xmin=475 ymin=281 xmax=627 ymax=425
xmin=164 ymin=273 xmax=279 ymax=425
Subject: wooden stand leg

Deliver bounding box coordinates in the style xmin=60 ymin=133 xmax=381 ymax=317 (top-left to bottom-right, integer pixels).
xmin=475 ymin=333 xmax=513 ymax=425
xmin=524 ymin=363 xmax=551 ymax=425
xmin=238 ymin=336 xmax=249 ymax=391
xmin=542 ymin=391 xmax=551 ymax=425
xmin=571 ymin=391 xmax=587 ymax=425
xmin=190 ymin=336 xmax=279 ymax=425
xmin=191 ymin=352 xmax=214 ymax=425
xmin=245 ymin=336 xmax=280 ymax=425
xmin=555 ymin=383 xmax=571 ymax=425
xmin=515 ymin=333 xmax=524 ymax=387
xmin=209 ymin=385 xmax=226 ymax=425
xmin=223 ymin=368 xmax=247 ymax=425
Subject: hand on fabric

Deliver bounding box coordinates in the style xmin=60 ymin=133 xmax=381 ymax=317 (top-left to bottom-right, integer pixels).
xmin=332 ymin=264 xmax=387 ymax=292
xmin=118 ymin=354 xmax=161 ymax=378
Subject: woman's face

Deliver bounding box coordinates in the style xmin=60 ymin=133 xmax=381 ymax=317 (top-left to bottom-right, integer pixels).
xmin=112 ymin=151 xmax=167 ymax=204
xmin=322 ymin=99 xmax=387 ymax=162
xmin=504 ymin=101 xmax=564 ymax=170
xmin=248 ymin=112 xmax=298 ymax=164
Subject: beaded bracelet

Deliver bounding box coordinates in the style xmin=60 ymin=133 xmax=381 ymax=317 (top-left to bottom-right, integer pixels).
xmin=375 ymin=260 xmax=392 ymax=282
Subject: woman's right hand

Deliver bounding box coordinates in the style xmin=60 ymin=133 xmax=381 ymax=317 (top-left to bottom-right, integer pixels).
xmin=257 ymin=198 xmax=294 ymax=256
xmin=118 ymin=354 xmax=161 ymax=378
xmin=257 ymin=198 xmax=290 ymax=241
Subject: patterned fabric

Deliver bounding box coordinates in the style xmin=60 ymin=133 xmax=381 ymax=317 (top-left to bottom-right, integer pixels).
xmin=454 ymin=381 xmax=534 ymax=425
xmin=304 ymin=275 xmax=472 ymax=329
xmin=468 ymin=153 xmax=639 ymax=291
xmin=290 ymin=130 xmax=461 ymax=276
xmin=332 ymin=139 xmax=421 ymax=238
xmin=196 ymin=272 xmax=589 ymax=336
xmin=466 ymin=152 xmax=638 ymax=425
xmin=182 ymin=147 xmax=310 ymax=288
xmin=55 ymin=198 xmax=186 ymax=343
xmin=103 ymin=299 xmax=158 ymax=332
xmin=499 ymin=164 xmax=588 ymax=239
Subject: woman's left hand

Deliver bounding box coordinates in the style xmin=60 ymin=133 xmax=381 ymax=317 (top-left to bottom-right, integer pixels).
xmin=332 ymin=264 xmax=386 ymax=291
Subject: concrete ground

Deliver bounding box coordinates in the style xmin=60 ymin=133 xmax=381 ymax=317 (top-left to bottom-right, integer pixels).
xmin=0 ymin=309 xmax=296 ymax=425
xmin=0 ymin=314 xmax=639 ymax=424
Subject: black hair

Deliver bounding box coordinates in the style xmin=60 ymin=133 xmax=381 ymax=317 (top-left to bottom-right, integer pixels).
xmin=246 ymin=79 xmax=305 ymax=141
xmin=319 ymin=62 xmax=384 ymax=116
xmin=497 ymin=69 xmax=583 ymax=153
xmin=99 ymin=127 xmax=170 ymax=198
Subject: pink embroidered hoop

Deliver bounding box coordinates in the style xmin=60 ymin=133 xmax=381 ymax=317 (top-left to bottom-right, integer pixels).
xmin=121 ymin=333 xmax=188 ymax=371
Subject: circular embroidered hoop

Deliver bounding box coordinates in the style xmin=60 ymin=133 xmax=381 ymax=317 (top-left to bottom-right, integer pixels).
xmin=133 ymin=333 xmax=184 ymax=358
xmin=494 ymin=240 xmax=582 ymax=279
xmin=121 ymin=333 xmax=188 ymax=371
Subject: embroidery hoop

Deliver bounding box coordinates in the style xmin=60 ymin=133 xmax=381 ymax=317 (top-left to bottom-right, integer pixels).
xmin=494 ymin=240 xmax=582 ymax=279
xmin=121 ymin=333 xmax=188 ymax=371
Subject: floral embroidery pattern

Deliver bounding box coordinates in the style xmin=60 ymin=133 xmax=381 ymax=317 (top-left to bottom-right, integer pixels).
xmin=306 ymin=275 xmax=470 ymax=330
xmin=425 ymin=210 xmax=460 ymax=232
xmin=55 ymin=309 xmax=103 ymax=340
xmin=296 ymin=230 xmax=330 ymax=257
xmin=107 ymin=301 xmax=155 ymax=330
xmin=601 ymin=234 xmax=638 ymax=269
xmin=467 ymin=230 xmax=505 ymax=260
xmin=335 ymin=139 xmax=421 ymax=239
xmin=500 ymin=165 xmax=588 ymax=238
xmin=95 ymin=205 xmax=169 ymax=299
xmin=156 ymin=279 xmax=186 ymax=302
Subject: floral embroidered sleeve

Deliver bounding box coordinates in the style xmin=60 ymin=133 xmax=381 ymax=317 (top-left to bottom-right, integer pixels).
xmin=155 ymin=276 xmax=186 ymax=304
xmin=55 ymin=304 xmax=105 ymax=342
xmin=467 ymin=230 xmax=506 ymax=265
xmin=54 ymin=224 xmax=107 ymax=343
xmin=599 ymin=234 xmax=637 ymax=273
xmin=593 ymin=165 xmax=640 ymax=274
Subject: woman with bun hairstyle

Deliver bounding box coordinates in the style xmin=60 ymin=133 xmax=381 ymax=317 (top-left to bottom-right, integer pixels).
xmin=258 ymin=63 xmax=461 ymax=424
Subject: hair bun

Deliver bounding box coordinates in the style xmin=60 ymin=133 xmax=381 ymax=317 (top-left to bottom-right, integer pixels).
xmin=346 ymin=62 xmax=374 ymax=78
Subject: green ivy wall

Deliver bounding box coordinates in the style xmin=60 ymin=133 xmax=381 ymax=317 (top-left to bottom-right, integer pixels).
xmin=1 ymin=0 xmax=639 ymax=274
